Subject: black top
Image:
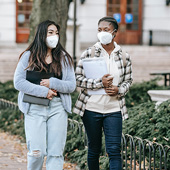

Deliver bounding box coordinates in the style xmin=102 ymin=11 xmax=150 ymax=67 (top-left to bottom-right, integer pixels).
xmin=34 ymin=63 xmax=62 ymax=79
xmin=27 ymin=63 xmax=62 ymax=97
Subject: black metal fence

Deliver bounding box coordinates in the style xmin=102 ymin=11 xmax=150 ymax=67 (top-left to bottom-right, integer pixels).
xmin=1 ymin=98 xmax=170 ymax=170
xmin=121 ymin=134 xmax=170 ymax=170
xmin=0 ymin=98 xmax=18 ymax=110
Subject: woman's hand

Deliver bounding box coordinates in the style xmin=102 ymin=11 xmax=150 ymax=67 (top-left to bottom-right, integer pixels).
xmin=47 ymin=89 xmax=57 ymax=100
xmin=102 ymin=74 xmax=113 ymax=88
xmin=105 ymin=85 xmax=118 ymax=96
xmin=40 ymin=79 xmax=50 ymax=88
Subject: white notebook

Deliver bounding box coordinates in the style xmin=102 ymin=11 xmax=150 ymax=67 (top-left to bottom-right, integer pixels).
xmin=82 ymin=58 xmax=108 ymax=95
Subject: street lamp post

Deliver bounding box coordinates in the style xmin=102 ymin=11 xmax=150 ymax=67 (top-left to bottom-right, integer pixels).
xmin=73 ymin=0 xmax=77 ymax=69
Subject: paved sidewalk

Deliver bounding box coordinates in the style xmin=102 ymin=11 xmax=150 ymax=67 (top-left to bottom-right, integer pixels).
xmin=0 ymin=131 xmax=28 ymax=169
xmin=0 ymin=131 xmax=78 ymax=170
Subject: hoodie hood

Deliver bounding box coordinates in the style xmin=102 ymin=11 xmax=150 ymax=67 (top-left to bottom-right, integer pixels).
xmin=94 ymin=41 xmax=121 ymax=53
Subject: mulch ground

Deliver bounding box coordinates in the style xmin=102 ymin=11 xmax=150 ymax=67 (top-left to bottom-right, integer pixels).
xmin=0 ymin=131 xmax=78 ymax=170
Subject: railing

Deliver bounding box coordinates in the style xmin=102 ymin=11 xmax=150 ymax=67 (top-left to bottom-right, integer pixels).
xmin=121 ymin=134 xmax=170 ymax=170
xmin=149 ymin=30 xmax=170 ymax=46
xmin=1 ymin=99 xmax=170 ymax=170
xmin=0 ymin=98 xmax=18 ymax=110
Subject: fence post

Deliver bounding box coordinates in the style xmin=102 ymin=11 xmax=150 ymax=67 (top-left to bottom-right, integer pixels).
xmin=149 ymin=30 xmax=153 ymax=46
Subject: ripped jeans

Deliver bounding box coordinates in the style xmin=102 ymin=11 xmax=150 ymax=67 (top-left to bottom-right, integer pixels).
xmin=24 ymin=97 xmax=68 ymax=170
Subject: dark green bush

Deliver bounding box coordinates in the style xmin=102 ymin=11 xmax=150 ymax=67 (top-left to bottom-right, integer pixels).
xmin=0 ymin=81 xmax=18 ymax=102
xmin=123 ymin=100 xmax=170 ymax=146
xmin=123 ymin=100 xmax=170 ymax=169
xmin=125 ymin=78 xmax=170 ymax=108
xmin=0 ymin=108 xmax=25 ymax=141
xmin=0 ymin=79 xmax=170 ymax=169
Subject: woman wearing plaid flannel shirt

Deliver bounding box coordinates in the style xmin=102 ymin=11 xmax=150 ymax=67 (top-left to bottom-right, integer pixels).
xmin=74 ymin=16 xmax=133 ymax=170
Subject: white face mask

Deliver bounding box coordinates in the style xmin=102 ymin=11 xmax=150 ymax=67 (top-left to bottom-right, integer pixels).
xmin=97 ymin=30 xmax=116 ymax=45
xmin=46 ymin=35 xmax=59 ymax=49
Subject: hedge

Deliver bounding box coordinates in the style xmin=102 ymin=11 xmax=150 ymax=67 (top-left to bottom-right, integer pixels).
xmin=0 ymin=79 xmax=170 ymax=169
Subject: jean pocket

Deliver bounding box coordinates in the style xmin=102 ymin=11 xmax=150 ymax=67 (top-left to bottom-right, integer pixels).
xmin=110 ymin=111 xmax=122 ymax=118
xmin=28 ymin=104 xmax=45 ymax=116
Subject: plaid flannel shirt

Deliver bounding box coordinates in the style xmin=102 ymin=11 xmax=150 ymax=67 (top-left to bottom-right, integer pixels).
xmin=73 ymin=43 xmax=133 ymax=120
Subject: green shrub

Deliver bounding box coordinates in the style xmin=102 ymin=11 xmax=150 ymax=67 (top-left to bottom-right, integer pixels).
xmin=123 ymin=100 xmax=170 ymax=146
xmin=0 ymin=79 xmax=170 ymax=169
xmin=0 ymin=108 xmax=25 ymax=141
xmin=0 ymin=81 xmax=18 ymax=102
xmin=125 ymin=78 xmax=170 ymax=108
xmin=123 ymin=100 xmax=170 ymax=169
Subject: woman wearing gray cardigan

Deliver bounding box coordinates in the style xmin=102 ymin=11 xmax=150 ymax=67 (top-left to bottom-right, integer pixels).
xmin=14 ymin=20 xmax=76 ymax=170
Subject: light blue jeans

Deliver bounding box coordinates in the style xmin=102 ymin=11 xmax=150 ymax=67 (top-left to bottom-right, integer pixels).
xmin=24 ymin=97 xmax=68 ymax=170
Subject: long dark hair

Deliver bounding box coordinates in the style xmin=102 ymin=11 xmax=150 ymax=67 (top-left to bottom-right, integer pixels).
xmin=19 ymin=20 xmax=73 ymax=76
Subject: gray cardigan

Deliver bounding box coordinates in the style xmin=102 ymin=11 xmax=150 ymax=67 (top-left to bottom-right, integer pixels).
xmin=14 ymin=51 xmax=76 ymax=114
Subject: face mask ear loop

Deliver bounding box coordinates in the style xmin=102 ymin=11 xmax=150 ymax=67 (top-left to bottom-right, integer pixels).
xmin=111 ymin=29 xmax=117 ymax=34
xmin=112 ymin=29 xmax=117 ymax=38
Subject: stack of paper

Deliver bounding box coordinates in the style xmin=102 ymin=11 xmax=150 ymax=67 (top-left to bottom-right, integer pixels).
xmin=82 ymin=58 xmax=108 ymax=95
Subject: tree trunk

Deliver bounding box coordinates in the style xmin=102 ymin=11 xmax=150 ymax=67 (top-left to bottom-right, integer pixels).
xmin=29 ymin=0 xmax=72 ymax=47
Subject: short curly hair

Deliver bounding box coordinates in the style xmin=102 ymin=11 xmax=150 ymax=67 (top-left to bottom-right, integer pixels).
xmin=98 ymin=16 xmax=119 ymax=30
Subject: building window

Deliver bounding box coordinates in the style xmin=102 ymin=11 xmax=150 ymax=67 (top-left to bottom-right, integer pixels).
xmin=16 ymin=0 xmax=33 ymax=43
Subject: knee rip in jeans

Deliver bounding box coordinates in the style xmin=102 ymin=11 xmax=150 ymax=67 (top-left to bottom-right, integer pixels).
xmin=28 ymin=150 xmax=42 ymax=158
xmin=27 ymin=141 xmax=43 ymax=158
